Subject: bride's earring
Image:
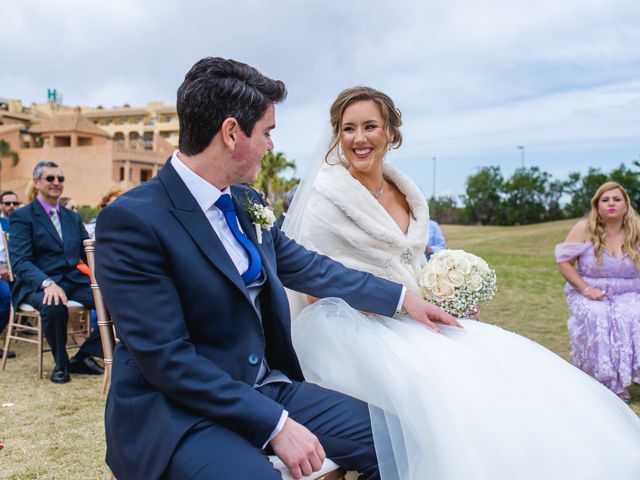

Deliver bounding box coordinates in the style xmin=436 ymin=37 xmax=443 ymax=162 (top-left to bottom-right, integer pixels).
xmin=337 ymin=144 xmax=347 ymax=163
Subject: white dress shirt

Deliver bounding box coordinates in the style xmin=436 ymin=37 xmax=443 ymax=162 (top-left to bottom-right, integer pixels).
xmin=170 ymin=151 xmax=287 ymax=446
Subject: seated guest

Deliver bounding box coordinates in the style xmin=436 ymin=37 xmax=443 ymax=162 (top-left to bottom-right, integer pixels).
xmin=60 ymin=197 xmax=78 ymax=212
xmin=425 ymin=219 xmax=447 ymax=260
xmin=9 ymin=161 xmax=104 ymax=383
xmin=276 ymin=185 xmax=298 ymax=229
xmin=556 ymin=181 xmax=640 ymax=402
xmin=0 ymin=212 xmax=14 ymax=359
xmin=0 ymin=191 xmax=21 ymax=218
xmin=85 ymin=187 xmax=123 ymax=238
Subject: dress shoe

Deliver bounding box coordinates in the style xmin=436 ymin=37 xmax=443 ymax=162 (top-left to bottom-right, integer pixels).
xmin=68 ymin=356 xmax=105 ymax=375
xmin=0 ymin=348 xmax=16 ymax=359
xmin=50 ymin=367 xmax=71 ymax=383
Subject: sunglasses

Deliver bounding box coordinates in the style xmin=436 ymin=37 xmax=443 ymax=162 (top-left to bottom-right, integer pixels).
xmin=2 ymin=201 xmax=20 ymax=206
xmin=43 ymin=175 xmax=65 ymax=183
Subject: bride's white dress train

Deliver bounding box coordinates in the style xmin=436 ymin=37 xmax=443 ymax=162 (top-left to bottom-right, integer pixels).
xmin=285 ymin=161 xmax=640 ymax=479
xmin=293 ymin=298 xmax=640 ymax=479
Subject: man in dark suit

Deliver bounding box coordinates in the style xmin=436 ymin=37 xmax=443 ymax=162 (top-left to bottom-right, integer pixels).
xmin=0 ymin=210 xmax=14 ymax=359
xmin=9 ymin=161 xmax=104 ymax=383
xmin=95 ymin=57 xmax=456 ymax=480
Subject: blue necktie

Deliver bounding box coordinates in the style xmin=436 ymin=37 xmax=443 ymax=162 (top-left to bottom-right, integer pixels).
xmin=214 ymin=194 xmax=262 ymax=284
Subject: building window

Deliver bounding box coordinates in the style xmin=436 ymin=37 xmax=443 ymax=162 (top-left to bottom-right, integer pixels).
xmin=78 ymin=136 xmax=93 ymax=146
xmin=140 ymin=169 xmax=152 ymax=182
xmin=119 ymin=167 xmax=125 ymax=181
xmin=53 ymin=136 xmax=71 ymax=147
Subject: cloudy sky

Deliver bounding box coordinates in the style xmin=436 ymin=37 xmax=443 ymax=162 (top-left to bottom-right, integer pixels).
xmin=2 ymin=0 xmax=639 ymax=198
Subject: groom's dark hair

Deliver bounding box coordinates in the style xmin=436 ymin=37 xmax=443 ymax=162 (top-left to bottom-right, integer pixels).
xmin=177 ymin=57 xmax=287 ymax=156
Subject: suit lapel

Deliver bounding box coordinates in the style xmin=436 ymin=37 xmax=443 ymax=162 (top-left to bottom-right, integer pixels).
xmin=232 ymin=193 xmax=260 ymax=246
xmin=159 ymin=163 xmax=253 ymax=304
xmin=32 ymin=201 xmax=63 ymax=248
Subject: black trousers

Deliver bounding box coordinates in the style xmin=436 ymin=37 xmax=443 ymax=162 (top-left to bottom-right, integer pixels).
xmin=25 ymin=278 xmax=103 ymax=368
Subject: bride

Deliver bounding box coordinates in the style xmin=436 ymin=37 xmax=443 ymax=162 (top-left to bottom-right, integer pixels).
xmin=283 ymin=86 xmax=640 ymax=479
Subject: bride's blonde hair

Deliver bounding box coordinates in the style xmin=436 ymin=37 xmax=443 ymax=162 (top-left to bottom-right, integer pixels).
xmin=326 ymin=86 xmax=402 ymax=165
xmin=588 ymin=181 xmax=640 ymax=268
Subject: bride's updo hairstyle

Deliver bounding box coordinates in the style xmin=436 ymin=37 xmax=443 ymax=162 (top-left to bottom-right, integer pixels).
xmin=326 ymin=86 xmax=402 ymax=164
xmin=589 ymin=181 xmax=640 ymax=269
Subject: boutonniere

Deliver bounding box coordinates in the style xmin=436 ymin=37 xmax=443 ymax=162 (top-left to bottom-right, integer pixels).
xmin=245 ymin=200 xmax=276 ymax=244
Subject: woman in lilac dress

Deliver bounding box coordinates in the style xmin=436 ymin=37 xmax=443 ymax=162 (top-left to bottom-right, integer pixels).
xmin=556 ymin=181 xmax=640 ymax=402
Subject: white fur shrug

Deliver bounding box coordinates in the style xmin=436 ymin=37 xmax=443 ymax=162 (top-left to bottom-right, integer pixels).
xmin=296 ymin=162 xmax=430 ymax=294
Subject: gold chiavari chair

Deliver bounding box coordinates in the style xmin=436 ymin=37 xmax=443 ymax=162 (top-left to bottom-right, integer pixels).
xmin=82 ymin=239 xmax=346 ymax=480
xmin=0 ymin=231 xmax=91 ymax=378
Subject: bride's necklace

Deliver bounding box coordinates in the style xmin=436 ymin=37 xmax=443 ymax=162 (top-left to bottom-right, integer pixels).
xmin=370 ymin=178 xmax=385 ymax=199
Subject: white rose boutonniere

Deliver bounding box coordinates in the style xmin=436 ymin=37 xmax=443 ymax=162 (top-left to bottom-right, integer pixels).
xmin=245 ymin=200 xmax=276 ymax=244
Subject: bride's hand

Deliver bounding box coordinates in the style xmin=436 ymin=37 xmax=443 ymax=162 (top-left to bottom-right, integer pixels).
xmin=403 ymin=292 xmax=462 ymax=332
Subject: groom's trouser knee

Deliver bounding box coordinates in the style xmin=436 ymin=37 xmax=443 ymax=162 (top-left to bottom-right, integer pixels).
xmin=163 ymin=380 xmax=380 ymax=479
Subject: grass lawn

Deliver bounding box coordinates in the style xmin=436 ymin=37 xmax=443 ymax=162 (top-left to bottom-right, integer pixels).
xmin=0 ymin=219 xmax=638 ymax=478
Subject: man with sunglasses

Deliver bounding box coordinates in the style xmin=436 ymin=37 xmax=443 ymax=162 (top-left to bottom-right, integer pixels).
xmin=0 ymin=191 xmax=19 ymax=359
xmin=8 ymin=161 xmax=103 ymax=383
xmin=0 ymin=191 xmax=21 ymax=219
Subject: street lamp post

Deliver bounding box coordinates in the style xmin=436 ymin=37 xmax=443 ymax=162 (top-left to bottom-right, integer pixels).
xmin=517 ymin=145 xmax=525 ymax=168
xmin=432 ymin=157 xmax=436 ymax=199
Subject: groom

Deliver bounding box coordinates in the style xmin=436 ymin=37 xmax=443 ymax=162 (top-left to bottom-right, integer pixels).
xmin=96 ymin=57 xmax=456 ymax=480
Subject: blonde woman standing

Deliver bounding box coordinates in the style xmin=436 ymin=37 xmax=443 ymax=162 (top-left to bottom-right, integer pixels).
xmin=556 ymin=181 xmax=640 ymax=402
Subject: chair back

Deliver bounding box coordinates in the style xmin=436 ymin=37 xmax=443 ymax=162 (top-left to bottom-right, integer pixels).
xmin=1 ymin=231 xmax=14 ymax=282
xmin=83 ymin=239 xmax=116 ymax=392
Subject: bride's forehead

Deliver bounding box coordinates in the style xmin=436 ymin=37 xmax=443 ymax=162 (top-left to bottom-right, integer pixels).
xmin=342 ymin=100 xmax=383 ymax=122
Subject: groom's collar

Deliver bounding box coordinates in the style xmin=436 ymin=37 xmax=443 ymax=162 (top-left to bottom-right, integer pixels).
xmin=170 ymin=150 xmax=230 ymax=213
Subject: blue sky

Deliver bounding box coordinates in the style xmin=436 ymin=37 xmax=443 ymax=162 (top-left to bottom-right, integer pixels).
xmin=2 ymin=0 xmax=638 ymax=198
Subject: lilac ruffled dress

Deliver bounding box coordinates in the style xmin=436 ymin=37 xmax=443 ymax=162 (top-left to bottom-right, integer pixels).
xmin=555 ymin=242 xmax=640 ymax=394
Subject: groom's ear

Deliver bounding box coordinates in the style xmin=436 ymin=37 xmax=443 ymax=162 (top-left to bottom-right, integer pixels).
xmin=220 ymin=117 xmax=239 ymax=150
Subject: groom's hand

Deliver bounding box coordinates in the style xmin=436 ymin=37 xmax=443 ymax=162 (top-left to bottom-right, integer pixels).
xmin=403 ymin=292 xmax=462 ymax=332
xmin=270 ymin=418 xmax=326 ymax=479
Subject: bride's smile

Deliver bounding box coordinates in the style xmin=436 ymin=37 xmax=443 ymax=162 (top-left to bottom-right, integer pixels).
xmin=340 ymin=99 xmax=389 ymax=173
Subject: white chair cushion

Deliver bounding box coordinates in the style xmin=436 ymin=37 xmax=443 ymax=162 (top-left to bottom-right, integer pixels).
xmin=269 ymin=456 xmax=340 ymax=480
xmin=19 ymin=300 xmax=85 ymax=312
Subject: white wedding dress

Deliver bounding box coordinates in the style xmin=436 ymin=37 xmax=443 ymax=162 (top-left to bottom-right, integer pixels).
xmin=285 ymin=162 xmax=640 ymax=479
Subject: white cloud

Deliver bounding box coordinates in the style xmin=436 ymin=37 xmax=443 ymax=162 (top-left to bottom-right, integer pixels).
xmin=1 ymin=0 xmax=638 ymax=195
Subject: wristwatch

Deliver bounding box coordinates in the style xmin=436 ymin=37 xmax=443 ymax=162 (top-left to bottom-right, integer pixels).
xmin=41 ymin=278 xmax=54 ymax=289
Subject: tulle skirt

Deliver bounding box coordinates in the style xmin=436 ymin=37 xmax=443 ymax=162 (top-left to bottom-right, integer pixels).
xmin=292 ymin=298 xmax=640 ymax=479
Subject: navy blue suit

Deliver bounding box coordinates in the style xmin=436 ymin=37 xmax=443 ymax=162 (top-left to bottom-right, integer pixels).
xmin=9 ymin=200 xmax=102 ymax=368
xmin=0 ymin=217 xmax=10 ymax=334
xmin=95 ymin=161 xmax=402 ymax=479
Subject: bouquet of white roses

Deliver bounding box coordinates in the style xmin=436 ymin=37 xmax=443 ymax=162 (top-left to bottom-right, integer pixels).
xmin=419 ymin=249 xmax=497 ymax=318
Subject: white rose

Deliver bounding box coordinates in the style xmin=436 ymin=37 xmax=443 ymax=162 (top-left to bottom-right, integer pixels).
xmin=455 ymin=256 xmax=473 ymax=274
xmin=444 ymin=256 xmax=457 ymax=268
xmin=469 ymin=272 xmax=483 ymax=291
xmin=447 ymin=268 xmax=465 ymax=287
xmin=431 ymin=260 xmax=448 ymax=276
xmin=421 ymin=271 xmax=438 ymax=289
xmin=433 ymin=279 xmax=455 ymax=299
xmin=264 ymin=209 xmax=277 ymax=228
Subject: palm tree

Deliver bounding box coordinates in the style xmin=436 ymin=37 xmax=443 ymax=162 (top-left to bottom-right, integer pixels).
xmin=254 ymin=151 xmax=296 ymax=203
xmin=0 ymin=139 xmax=18 ymax=166
xmin=0 ymin=139 xmax=19 ymax=190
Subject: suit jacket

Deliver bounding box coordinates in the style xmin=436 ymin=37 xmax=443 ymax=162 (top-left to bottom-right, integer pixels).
xmin=9 ymin=200 xmax=90 ymax=307
xmin=95 ymin=161 xmax=402 ymax=480
xmin=0 ymin=217 xmax=9 ymax=232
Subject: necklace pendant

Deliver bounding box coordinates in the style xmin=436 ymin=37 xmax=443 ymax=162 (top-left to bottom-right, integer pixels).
xmin=401 ymin=248 xmax=413 ymax=265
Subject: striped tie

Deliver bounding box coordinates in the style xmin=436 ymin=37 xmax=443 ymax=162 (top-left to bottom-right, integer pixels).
xmin=50 ymin=209 xmax=63 ymax=240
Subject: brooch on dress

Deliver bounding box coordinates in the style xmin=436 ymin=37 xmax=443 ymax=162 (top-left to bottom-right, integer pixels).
xmin=401 ymin=248 xmax=413 ymax=265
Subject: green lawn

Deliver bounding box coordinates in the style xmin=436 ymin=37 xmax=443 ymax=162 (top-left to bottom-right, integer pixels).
xmin=0 ymin=219 xmax=638 ymax=479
